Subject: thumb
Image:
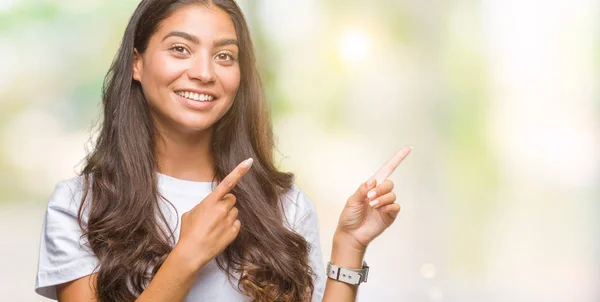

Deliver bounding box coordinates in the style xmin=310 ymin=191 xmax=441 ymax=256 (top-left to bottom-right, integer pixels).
xmin=348 ymin=178 xmax=377 ymax=206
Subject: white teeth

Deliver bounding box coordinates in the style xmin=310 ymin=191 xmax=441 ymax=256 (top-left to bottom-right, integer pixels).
xmin=176 ymin=91 xmax=215 ymax=102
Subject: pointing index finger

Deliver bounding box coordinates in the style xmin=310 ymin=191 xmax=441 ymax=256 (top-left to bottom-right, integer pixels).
xmin=211 ymin=158 xmax=253 ymax=200
xmin=369 ymin=145 xmax=412 ymax=185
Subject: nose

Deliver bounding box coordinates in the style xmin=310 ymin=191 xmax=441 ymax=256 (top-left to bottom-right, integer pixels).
xmin=187 ymin=52 xmax=216 ymax=83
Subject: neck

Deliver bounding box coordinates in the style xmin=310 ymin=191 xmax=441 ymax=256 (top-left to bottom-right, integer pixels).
xmin=154 ymin=124 xmax=215 ymax=182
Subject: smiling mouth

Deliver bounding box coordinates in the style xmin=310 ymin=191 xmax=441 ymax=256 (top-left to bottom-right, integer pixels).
xmin=174 ymin=91 xmax=216 ymax=102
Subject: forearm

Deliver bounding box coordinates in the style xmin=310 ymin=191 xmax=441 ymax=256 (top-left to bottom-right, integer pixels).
xmin=322 ymin=231 xmax=367 ymax=302
xmin=136 ymin=245 xmax=205 ymax=302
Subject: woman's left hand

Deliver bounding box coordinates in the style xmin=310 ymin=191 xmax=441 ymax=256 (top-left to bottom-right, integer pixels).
xmin=335 ymin=146 xmax=412 ymax=250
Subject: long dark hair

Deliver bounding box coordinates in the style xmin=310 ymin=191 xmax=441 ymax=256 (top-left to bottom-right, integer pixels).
xmin=78 ymin=0 xmax=314 ymax=301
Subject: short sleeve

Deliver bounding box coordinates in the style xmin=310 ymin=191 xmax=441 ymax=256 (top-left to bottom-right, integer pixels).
xmin=35 ymin=179 xmax=99 ymax=300
xmin=289 ymin=187 xmax=326 ymax=302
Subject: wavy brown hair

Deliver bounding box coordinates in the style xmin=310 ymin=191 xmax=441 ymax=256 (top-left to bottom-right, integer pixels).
xmin=78 ymin=0 xmax=315 ymax=301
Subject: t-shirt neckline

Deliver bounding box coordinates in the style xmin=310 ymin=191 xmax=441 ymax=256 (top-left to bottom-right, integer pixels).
xmin=156 ymin=171 xmax=216 ymax=193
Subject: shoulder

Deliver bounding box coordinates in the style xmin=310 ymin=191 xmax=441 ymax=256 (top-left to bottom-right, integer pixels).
xmin=36 ymin=175 xmax=98 ymax=299
xmin=46 ymin=175 xmax=90 ymax=220
xmin=51 ymin=175 xmax=87 ymax=198
xmin=280 ymin=184 xmax=318 ymax=230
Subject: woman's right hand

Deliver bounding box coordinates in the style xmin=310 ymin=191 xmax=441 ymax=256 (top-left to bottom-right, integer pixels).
xmin=175 ymin=158 xmax=254 ymax=271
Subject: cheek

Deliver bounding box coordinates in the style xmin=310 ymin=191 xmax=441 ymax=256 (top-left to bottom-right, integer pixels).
xmin=143 ymin=53 xmax=186 ymax=92
xmin=220 ymin=68 xmax=241 ymax=96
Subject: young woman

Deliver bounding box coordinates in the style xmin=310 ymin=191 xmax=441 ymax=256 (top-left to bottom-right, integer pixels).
xmin=34 ymin=0 xmax=411 ymax=301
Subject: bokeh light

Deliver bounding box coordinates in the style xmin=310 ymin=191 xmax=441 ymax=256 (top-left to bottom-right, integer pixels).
xmin=339 ymin=29 xmax=371 ymax=63
xmin=0 ymin=0 xmax=598 ymax=301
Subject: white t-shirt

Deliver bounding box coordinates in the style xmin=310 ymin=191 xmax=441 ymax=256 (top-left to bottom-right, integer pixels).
xmin=35 ymin=172 xmax=325 ymax=301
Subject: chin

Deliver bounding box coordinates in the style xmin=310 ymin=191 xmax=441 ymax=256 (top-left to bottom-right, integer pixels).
xmin=153 ymin=101 xmax=226 ymax=134
xmin=175 ymin=117 xmax=216 ymax=133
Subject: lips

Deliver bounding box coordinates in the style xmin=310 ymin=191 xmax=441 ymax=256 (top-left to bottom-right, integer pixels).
xmin=174 ymin=91 xmax=216 ymax=102
xmin=174 ymin=91 xmax=218 ymax=111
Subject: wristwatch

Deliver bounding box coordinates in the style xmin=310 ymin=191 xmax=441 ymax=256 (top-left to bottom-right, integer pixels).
xmin=326 ymin=261 xmax=369 ymax=285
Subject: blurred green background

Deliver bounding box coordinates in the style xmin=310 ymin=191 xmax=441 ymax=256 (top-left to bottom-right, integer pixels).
xmin=1 ymin=0 xmax=598 ymax=301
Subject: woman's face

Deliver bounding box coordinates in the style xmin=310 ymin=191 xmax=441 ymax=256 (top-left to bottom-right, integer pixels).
xmin=133 ymin=4 xmax=241 ymax=134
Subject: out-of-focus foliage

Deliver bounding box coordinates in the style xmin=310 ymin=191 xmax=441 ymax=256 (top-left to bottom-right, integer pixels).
xmin=0 ymin=0 xmax=598 ymax=301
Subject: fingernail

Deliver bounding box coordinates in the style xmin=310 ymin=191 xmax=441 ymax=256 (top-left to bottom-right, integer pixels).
xmin=367 ymin=189 xmax=376 ymax=200
xmin=369 ymin=199 xmax=379 ymax=207
xmin=242 ymin=158 xmax=253 ymax=168
xmin=409 ymin=145 xmax=414 ymax=150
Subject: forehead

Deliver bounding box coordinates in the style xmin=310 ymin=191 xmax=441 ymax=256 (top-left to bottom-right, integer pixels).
xmin=156 ymin=4 xmax=237 ymax=41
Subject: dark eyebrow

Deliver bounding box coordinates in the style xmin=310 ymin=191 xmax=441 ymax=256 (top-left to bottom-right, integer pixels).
xmin=215 ymin=38 xmax=239 ymax=48
xmin=163 ymin=31 xmax=199 ymax=44
xmin=162 ymin=31 xmax=238 ymax=48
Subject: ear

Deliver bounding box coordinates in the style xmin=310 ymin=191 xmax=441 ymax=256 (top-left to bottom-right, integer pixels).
xmin=133 ymin=48 xmax=143 ymax=82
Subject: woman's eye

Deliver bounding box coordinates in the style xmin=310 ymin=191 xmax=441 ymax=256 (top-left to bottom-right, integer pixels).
xmin=170 ymin=46 xmax=190 ymax=55
xmin=216 ymin=53 xmax=235 ymax=61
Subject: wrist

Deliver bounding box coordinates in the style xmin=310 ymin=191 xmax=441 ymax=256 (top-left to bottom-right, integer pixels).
xmin=331 ymin=230 xmax=367 ymax=269
xmin=171 ymin=243 xmax=208 ymax=273
xmin=333 ymin=229 xmax=367 ymax=253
